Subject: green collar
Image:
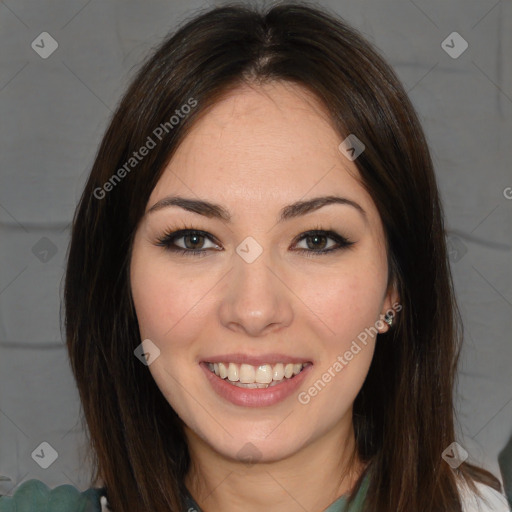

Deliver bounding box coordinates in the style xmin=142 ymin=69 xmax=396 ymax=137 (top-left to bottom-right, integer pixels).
xmin=323 ymin=470 xmax=370 ymax=512
xmin=183 ymin=469 xmax=370 ymax=512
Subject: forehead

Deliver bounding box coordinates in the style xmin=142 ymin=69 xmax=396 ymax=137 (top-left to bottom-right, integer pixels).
xmin=148 ymin=81 xmax=373 ymax=218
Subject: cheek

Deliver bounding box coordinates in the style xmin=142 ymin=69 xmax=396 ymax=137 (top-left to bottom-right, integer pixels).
xmin=130 ymin=252 xmax=211 ymax=412
xmin=130 ymin=248 xmax=212 ymax=351
xmin=295 ymin=263 xmax=384 ymax=414
xmin=296 ymin=254 xmax=387 ymax=344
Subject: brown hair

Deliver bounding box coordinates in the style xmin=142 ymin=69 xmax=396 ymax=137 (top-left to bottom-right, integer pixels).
xmin=64 ymin=2 xmax=503 ymax=511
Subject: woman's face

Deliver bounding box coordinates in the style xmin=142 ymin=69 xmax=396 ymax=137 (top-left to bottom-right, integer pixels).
xmin=130 ymin=81 xmax=398 ymax=463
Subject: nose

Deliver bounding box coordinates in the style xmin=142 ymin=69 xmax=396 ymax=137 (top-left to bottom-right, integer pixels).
xmin=218 ymin=249 xmax=294 ymax=337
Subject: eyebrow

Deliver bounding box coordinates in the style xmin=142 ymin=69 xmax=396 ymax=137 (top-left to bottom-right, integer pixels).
xmin=147 ymin=194 xmax=367 ymax=223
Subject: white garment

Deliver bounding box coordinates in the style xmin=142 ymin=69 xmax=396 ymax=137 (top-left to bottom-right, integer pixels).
xmin=98 ymin=481 xmax=511 ymax=511
xmin=458 ymin=479 xmax=511 ymax=512
xmin=100 ymin=495 xmax=111 ymax=512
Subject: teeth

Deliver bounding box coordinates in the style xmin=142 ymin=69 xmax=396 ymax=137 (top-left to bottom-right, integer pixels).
xmin=207 ymin=361 xmax=309 ymax=386
xmin=218 ymin=362 xmax=228 ymax=379
xmin=255 ymin=364 xmax=273 ymax=384
xmin=284 ymin=363 xmax=294 ymax=378
xmin=239 ymin=364 xmax=256 ymax=383
xmin=273 ymin=363 xmax=284 ymax=381
xmin=227 ymin=363 xmax=239 ymax=382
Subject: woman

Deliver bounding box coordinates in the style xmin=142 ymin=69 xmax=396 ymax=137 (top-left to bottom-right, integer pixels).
xmin=1 ymin=3 xmax=509 ymax=512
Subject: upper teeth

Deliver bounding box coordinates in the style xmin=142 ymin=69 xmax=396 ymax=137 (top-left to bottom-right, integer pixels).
xmin=208 ymin=362 xmax=308 ymax=384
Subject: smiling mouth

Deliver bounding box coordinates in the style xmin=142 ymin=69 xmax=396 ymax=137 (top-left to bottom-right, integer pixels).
xmin=206 ymin=361 xmax=312 ymax=389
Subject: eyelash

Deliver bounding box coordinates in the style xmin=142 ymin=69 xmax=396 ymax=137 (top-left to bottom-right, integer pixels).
xmin=154 ymin=223 xmax=355 ymax=258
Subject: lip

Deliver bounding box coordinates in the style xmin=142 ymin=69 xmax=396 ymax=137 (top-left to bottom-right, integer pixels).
xmin=200 ymin=353 xmax=313 ymax=366
xmin=200 ymin=361 xmax=313 ymax=407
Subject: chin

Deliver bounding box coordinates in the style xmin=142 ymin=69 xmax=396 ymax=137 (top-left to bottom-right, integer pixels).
xmin=205 ymin=428 xmax=310 ymax=465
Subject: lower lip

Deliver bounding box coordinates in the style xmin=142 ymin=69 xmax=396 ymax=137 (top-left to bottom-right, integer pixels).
xmin=200 ymin=362 xmax=313 ymax=407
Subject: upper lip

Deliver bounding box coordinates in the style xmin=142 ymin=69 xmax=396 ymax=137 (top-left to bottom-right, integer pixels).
xmin=201 ymin=353 xmax=313 ymax=366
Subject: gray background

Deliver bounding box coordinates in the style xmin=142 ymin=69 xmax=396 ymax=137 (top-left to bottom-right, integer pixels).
xmin=1 ymin=0 xmax=511 ymax=495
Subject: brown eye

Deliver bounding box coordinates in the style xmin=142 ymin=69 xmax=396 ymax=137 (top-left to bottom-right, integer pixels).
xmin=182 ymin=232 xmax=206 ymax=250
xmin=293 ymin=230 xmax=354 ymax=255
xmin=303 ymin=233 xmax=330 ymax=250
xmin=156 ymin=229 xmax=221 ymax=256
xmin=155 ymin=227 xmax=354 ymax=257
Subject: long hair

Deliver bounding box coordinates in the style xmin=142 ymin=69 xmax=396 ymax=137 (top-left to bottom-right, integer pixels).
xmin=64 ymin=3 xmax=503 ymax=511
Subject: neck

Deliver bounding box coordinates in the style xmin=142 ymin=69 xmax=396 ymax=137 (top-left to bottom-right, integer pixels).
xmin=183 ymin=416 xmax=364 ymax=512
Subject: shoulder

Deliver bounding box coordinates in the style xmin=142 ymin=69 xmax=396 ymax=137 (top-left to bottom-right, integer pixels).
xmin=456 ymin=477 xmax=511 ymax=512
xmin=0 ymin=478 xmax=109 ymax=512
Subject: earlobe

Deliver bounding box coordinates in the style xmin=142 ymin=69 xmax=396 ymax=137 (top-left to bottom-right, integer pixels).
xmin=378 ymin=282 xmax=400 ymax=333
xmin=377 ymin=308 xmax=396 ymax=333
xmin=383 ymin=311 xmax=394 ymax=328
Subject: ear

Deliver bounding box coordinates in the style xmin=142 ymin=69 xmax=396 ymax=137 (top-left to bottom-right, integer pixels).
xmin=377 ymin=278 xmax=401 ymax=334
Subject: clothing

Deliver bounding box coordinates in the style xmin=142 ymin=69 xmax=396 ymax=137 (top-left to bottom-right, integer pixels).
xmin=182 ymin=468 xmax=369 ymax=512
xmin=181 ymin=470 xmax=512 ymax=512
xmin=499 ymin=435 xmax=512 ymax=508
xmin=457 ymin=478 xmax=511 ymax=512
xmin=1 ymin=472 xmax=509 ymax=512
xmin=0 ymin=479 xmax=104 ymax=512
xmin=181 ymin=475 xmax=368 ymax=512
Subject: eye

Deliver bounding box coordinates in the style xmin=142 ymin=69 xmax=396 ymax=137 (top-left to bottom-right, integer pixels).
xmin=155 ymin=228 xmax=221 ymax=256
xmin=292 ymin=229 xmax=354 ymax=256
xmin=155 ymin=226 xmax=355 ymax=257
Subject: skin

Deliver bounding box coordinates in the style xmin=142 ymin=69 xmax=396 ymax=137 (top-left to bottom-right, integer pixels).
xmin=130 ymin=81 xmax=399 ymax=512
